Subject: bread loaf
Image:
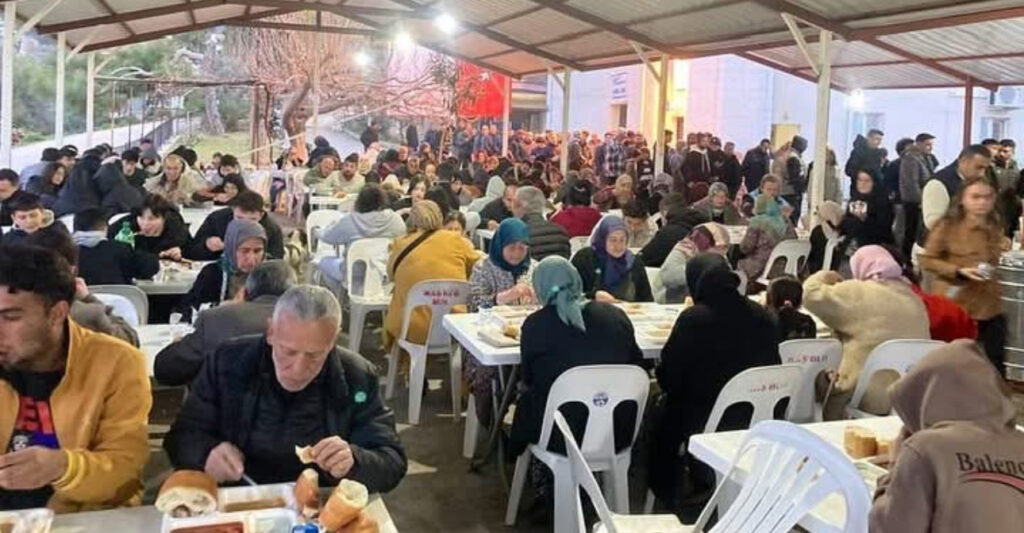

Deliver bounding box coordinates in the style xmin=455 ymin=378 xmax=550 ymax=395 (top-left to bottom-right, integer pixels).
xmin=294 ymin=468 xmax=321 ymax=520
xmin=843 ymin=426 xmax=878 ymax=459
xmin=319 ymin=480 xmax=369 ymax=532
xmin=156 ymin=470 xmax=219 ymax=518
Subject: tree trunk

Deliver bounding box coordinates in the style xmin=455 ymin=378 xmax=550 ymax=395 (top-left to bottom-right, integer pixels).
xmin=282 ymin=81 xmax=311 ymax=163
xmin=204 ymin=87 xmax=225 ymax=135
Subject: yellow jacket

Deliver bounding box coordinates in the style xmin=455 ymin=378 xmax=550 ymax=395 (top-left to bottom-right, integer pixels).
xmin=0 ymin=320 xmax=152 ymax=513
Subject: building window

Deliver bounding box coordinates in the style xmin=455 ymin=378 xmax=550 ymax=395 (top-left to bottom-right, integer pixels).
xmin=981 ymin=117 xmax=1010 ymax=140
xmin=611 ymin=104 xmax=627 ymax=129
xmin=850 ymin=112 xmax=885 ymax=137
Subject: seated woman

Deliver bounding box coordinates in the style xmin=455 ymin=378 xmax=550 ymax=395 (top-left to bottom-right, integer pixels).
xmin=24 ymin=161 xmax=66 ymax=209
xmin=736 ymin=194 xmax=797 ymax=285
xmin=571 ymin=216 xmax=652 ymax=303
xmin=659 ymin=222 xmax=731 ymax=303
xmin=391 ymin=175 xmax=428 ymax=215
xmin=806 ymin=200 xmax=845 ymax=274
xmin=803 ymin=245 xmax=930 ymax=420
xmin=384 ymin=200 xmax=478 ymax=351
xmin=508 ymin=255 xmax=644 ymax=458
xmin=593 ymin=174 xmax=635 ymax=212
xmin=649 ymin=253 xmax=781 ymax=506
xmin=145 ymin=153 xmax=200 ymax=208
xmin=466 ymin=218 xmax=537 ymax=423
xmin=206 ymin=173 xmax=248 ymax=206
xmin=765 ymin=275 xmax=816 ymax=342
xmin=690 ymin=182 xmax=745 ymax=225
xmin=108 ymin=193 xmax=191 ymax=260
xmin=550 ymin=179 xmax=602 ymax=238
xmin=841 ymin=169 xmax=895 ymax=250
xmin=176 ymin=219 xmax=267 ymax=321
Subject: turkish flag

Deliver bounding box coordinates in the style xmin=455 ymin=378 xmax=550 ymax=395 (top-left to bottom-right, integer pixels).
xmin=457 ymin=62 xmax=508 ymax=119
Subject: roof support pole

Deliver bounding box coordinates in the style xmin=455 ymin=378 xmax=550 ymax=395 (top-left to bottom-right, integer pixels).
xmin=1 ymin=2 xmax=16 ymax=167
xmin=963 ymin=79 xmax=974 ymax=147
xmin=86 ymin=52 xmax=95 ymax=147
xmin=560 ymin=69 xmax=571 ymax=177
xmin=628 ymin=41 xmax=661 ymax=84
xmin=809 ymin=30 xmax=832 ymax=227
xmin=311 ymin=11 xmax=321 ymax=138
xmin=55 ymin=32 xmax=66 ymax=145
xmin=781 ymin=13 xmax=819 ymax=76
xmin=654 ymin=56 xmax=669 ymax=177
xmin=501 ymin=75 xmax=511 ymax=158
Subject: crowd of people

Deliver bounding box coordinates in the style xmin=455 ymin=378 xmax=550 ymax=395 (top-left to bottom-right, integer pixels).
xmin=0 ymin=118 xmax=1020 ymax=532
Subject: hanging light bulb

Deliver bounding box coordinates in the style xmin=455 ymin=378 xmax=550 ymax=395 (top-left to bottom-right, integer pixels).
xmin=434 ymin=13 xmax=458 ymax=34
xmin=353 ymin=50 xmax=370 ymax=67
xmin=395 ymin=31 xmax=414 ymax=51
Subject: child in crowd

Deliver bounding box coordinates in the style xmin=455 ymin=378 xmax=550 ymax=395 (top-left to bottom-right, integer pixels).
xmin=1 ymin=192 xmax=49 ymax=245
xmin=765 ymin=275 xmax=817 ymax=342
xmin=73 ymin=207 xmax=160 ymax=286
xmin=443 ymin=210 xmax=467 ymax=235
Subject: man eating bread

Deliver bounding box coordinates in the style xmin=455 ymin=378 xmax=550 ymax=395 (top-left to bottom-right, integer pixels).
xmin=164 ymin=285 xmax=407 ymax=493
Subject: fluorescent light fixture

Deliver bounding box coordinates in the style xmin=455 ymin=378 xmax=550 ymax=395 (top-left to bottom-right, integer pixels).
xmin=434 ymin=13 xmax=458 ymax=34
xmin=849 ymin=89 xmax=865 ymax=110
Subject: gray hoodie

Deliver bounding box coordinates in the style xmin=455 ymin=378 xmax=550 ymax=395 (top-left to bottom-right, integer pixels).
xmin=320 ymin=209 xmax=406 ymax=283
xmin=870 ymin=340 xmax=1024 ymax=533
xmin=899 ymin=143 xmax=935 ymax=205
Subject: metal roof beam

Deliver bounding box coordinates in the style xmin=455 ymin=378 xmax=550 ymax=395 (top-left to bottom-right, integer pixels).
xmin=95 ymin=0 xmax=136 ymax=37
xmin=737 ymin=51 xmax=848 ymax=93
xmin=185 ymin=0 xmax=198 ymax=26
xmin=750 ymin=0 xmax=851 ymax=38
xmin=228 ymin=1 xmax=434 ymax=19
xmin=37 ymin=0 xmax=225 ymax=34
xmin=14 ymin=0 xmax=64 ymax=40
xmin=525 ymin=0 xmax=678 ymax=57
xmin=781 ymin=13 xmax=819 ymax=76
xmin=851 ymin=6 xmax=1024 ymax=39
xmin=223 ymin=20 xmax=378 ymax=36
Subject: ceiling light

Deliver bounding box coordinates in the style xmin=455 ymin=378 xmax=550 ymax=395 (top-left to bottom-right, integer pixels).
xmin=395 ymin=31 xmax=414 ymax=51
xmin=434 ymin=13 xmax=458 ymax=34
xmin=849 ymin=89 xmax=865 ymax=110
xmin=353 ymin=51 xmax=370 ymax=67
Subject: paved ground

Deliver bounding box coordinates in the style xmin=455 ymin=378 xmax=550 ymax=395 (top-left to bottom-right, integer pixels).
xmin=6 ymin=121 xmax=164 ymax=172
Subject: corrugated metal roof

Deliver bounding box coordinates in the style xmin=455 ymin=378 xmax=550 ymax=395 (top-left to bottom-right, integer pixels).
xmin=9 ymin=0 xmax=1024 ymax=87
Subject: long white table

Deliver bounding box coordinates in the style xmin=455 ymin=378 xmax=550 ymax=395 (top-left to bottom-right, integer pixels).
xmin=138 ymin=324 xmax=193 ymax=377
xmin=689 ymin=417 xmax=903 ymax=533
xmin=50 ymin=495 xmax=398 ymax=533
xmin=179 ymin=207 xmax=217 ymax=236
xmin=136 ymin=261 xmax=208 ymax=295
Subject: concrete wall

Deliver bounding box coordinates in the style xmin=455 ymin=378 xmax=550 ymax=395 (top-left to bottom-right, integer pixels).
xmin=546 ymin=65 xmax=644 ymax=134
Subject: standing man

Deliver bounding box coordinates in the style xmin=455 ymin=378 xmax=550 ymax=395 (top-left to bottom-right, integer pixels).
xmin=681 ymin=133 xmax=712 ymax=189
xmin=845 ymin=128 xmax=885 ymax=188
xmin=0 ymin=245 xmax=150 ymax=511
xmin=780 ymin=135 xmax=808 ymax=223
xmin=359 ymin=120 xmax=381 ymax=152
xmin=993 ymin=139 xmax=1019 ymax=193
xmin=742 ymin=139 xmax=773 ymax=195
xmin=899 ymin=133 xmax=937 ymax=257
xmin=919 ymin=144 xmax=992 ymax=245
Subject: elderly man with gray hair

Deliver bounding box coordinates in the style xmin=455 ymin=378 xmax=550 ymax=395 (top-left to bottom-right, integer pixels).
xmin=164 ymin=284 xmax=407 ymax=492
xmin=154 ymin=260 xmax=296 ymax=386
xmin=513 ymin=185 xmax=570 ymax=260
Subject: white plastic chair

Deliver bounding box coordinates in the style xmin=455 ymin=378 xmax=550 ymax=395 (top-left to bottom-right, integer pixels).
xmin=385 ymin=279 xmax=469 ymax=425
xmin=821 ymin=236 xmax=840 ymax=272
xmin=345 ymin=238 xmax=392 ymax=353
xmin=631 ymin=421 xmax=872 ymax=533
xmin=108 ymin=212 xmax=130 ymax=226
xmin=756 ymin=239 xmax=811 ymax=285
xmin=644 ymin=364 xmax=806 ymax=513
xmin=847 ymin=339 xmax=944 ymax=419
xmin=778 ymin=339 xmax=842 ymax=422
xmin=505 ymin=365 xmax=650 ymax=533
xmin=58 ymin=214 xmax=74 ymax=232
xmin=646 ymin=267 xmax=666 ymax=304
xmin=464 ymin=211 xmax=481 ymax=234
xmin=305 ymin=209 xmax=344 ymax=256
xmin=90 ymin=284 xmax=149 ymax=326
xmin=569 ymin=236 xmax=590 ymax=257
xmin=734 ymin=270 xmax=748 ymax=295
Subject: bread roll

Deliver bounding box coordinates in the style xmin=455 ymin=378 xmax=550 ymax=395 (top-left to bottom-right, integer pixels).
xmin=502 ymin=325 xmax=520 ymax=339
xmin=843 ymin=427 xmax=878 ymax=459
xmin=294 ymin=468 xmax=321 ymax=519
xmin=340 ymin=513 xmax=379 ymax=533
xmin=295 ymin=445 xmax=315 ymax=465
xmin=319 ymin=480 xmax=369 ymax=532
xmin=876 ymin=438 xmax=893 ymax=458
xmin=156 ymin=470 xmax=219 ymax=518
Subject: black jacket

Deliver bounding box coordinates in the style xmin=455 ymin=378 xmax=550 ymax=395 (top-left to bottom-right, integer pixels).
xmin=0 ymin=189 xmax=32 ymax=226
xmin=360 ymin=127 xmax=379 ymax=151
xmin=845 ymin=134 xmax=884 ymax=188
xmin=509 ymin=303 xmax=645 ymax=456
xmin=53 ymin=155 xmax=102 ymax=217
xmin=841 ymin=190 xmax=895 ymax=247
xmin=741 ymin=148 xmax=772 ymax=193
xmin=649 ymin=295 xmax=780 ymax=501
xmin=94 ymin=162 xmax=143 ymax=215
xmin=164 ymin=335 xmax=407 ymax=493
xmin=478 ymin=197 xmax=513 ymax=229
xmin=520 ymin=213 xmax=570 ymax=261
xmin=405 ymin=125 xmax=419 ymax=149
xmin=638 ymin=207 xmax=709 ymax=267
xmin=76 ymin=240 xmax=160 ymax=286
xmin=107 ymin=209 xmax=191 ymax=256
xmin=186 ymin=207 xmax=285 ymax=260
xmin=571 ymin=247 xmax=653 ymax=302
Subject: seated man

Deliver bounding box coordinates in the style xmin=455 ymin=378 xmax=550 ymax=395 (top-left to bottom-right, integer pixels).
xmin=187 ymin=191 xmax=285 ymax=260
xmin=73 ymin=208 xmax=160 ymax=286
xmin=512 ymin=185 xmax=569 ymax=260
xmin=0 ymin=168 xmax=31 ymax=227
xmin=0 ymin=244 xmax=150 ymax=511
xmin=1 ymin=192 xmax=48 ymax=245
xmin=480 ymin=181 xmax=518 ymax=231
xmin=741 ymin=174 xmax=792 ymax=219
xmin=164 ymin=286 xmax=407 ymax=492
xmin=155 ymin=260 xmax=295 ymax=386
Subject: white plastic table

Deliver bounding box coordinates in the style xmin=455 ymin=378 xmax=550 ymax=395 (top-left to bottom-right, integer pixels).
xmin=138 ymin=323 xmax=193 ymax=377
xmin=689 ymin=417 xmax=903 ymax=533
xmin=135 ymin=261 xmax=209 ymax=295
xmin=50 ymin=495 xmax=398 ymax=533
xmin=474 ymin=228 xmax=494 ymax=251
xmin=179 ymin=207 xmax=217 ymax=236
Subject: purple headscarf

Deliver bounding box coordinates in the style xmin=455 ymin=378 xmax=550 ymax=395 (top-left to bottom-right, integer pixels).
xmin=591 ymin=215 xmax=635 ymax=289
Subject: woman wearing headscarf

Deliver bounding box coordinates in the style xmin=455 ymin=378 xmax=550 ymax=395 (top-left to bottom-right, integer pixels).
xmin=384 ymin=200 xmax=478 ymax=351
xmin=736 ymin=194 xmax=797 ymax=283
xmin=176 ymin=219 xmax=267 ymax=321
xmin=803 ymin=245 xmax=930 ymax=419
xmin=869 ymin=340 xmax=1024 ymax=533
xmin=806 ymin=200 xmax=845 ymax=274
xmin=690 ymin=182 xmax=744 ymax=225
xmin=841 ymin=169 xmax=895 ymax=248
xmin=593 ymin=174 xmax=635 ymax=212
xmin=648 ymin=253 xmax=780 ymax=506
xmin=571 ymin=216 xmax=653 ymax=303
xmin=465 ymin=219 xmax=538 ymax=423
xmin=468 ymin=176 xmax=505 ymax=213
xmin=659 ymin=222 xmax=731 ymax=303
xmin=919 ymin=176 xmax=1007 ymax=373
xmin=508 ymin=256 xmax=644 ymax=457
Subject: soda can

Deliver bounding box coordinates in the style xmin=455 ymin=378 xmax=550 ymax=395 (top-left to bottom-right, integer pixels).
xmin=291 ymin=524 xmax=321 ymax=533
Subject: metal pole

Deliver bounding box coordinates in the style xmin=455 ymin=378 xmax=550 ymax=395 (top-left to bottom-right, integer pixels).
xmin=55 ymin=32 xmax=66 ymax=145
xmin=110 ymin=81 xmax=116 ymax=147
xmin=809 ymin=30 xmax=833 ymax=227
xmin=127 ymin=84 xmax=133 ymax=149
xmin=1 ymin=2 xmax=16 ymax=167
xmin=654 ymin=56 xmax=669 ymax=177
xmin=501 ymin=75 xmax=511 ymax=157
xmin=311 ymin=12 xmax=321 ymax=137
xmin=560 ymin=69 xmax=571 ymax=176
xmin=963 ymin=79 xmax=975 ymax=147
xmin=86 ymin=52 xmax=95 ymax=147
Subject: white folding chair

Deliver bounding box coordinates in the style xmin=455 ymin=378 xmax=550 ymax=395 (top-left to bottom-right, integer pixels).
xmin=734 ymin=270 xmax=748 ymax=295
xmin=647 ymin=267 xmax=666 ymax=304
xmin=778 ymin=339 xmax=842 ymax=422
xmin=506 ymin=365 xmax=650 ymax=533
xmin=58 ymin=214 xmax=74 ymax=232
xmin=847 ymin=339 xmax=944 ymax=419
xmin=89 ymin=284 xmax=149 ymax=326
xmin=108 ymin=212 xmax=130 ymax=226
xmin=649 ymin=211 xmax=663 ymax=230
xmin=305 ymin=209 xmax=344 ymax=256
xmin=464 ymin=211 xmax=481 ymax=235
xmin=569 ymin=236 xmax=590 ymax=257
xmin=345 ymin=238 xmax=392 ymax=353
xmin=821 ymin=236 xmax=840 ymax=272
xmin=385 ymin=279 xmax=469 ymax=425
xmin=644 ymin=364 xmax=806 ymax=513
xmin=756 ymin=239 xmax=811 ymax=286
